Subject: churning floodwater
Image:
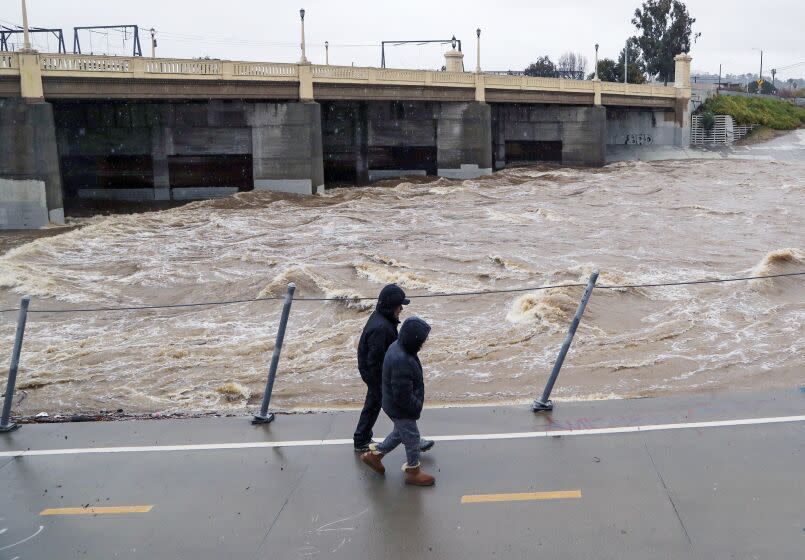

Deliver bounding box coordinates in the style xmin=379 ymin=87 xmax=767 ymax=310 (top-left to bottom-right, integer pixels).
xmin=1 ymin=131 xmax=804 ymax=416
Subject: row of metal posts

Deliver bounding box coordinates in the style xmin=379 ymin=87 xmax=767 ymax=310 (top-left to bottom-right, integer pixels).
xmin=1 ymin=272 xmax=599 ymax=432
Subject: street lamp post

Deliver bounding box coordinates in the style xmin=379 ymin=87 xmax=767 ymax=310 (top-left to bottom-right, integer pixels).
xmin=21 ymin=0 xmax=31 ymax=52
xmin=594 ymin=43 xmax=599 ymax=80
xmin=325 ymin=40 xmax=329 ymax=65
xmin=623 ymin=41 xmax=628 ymax=84
xmin=150 ymin=28 xmax=157 ymax=59
xmin=299 ymin=9 xmax=309 ymax=64
xmin=476 ymin=28 xmax=481 ymax=73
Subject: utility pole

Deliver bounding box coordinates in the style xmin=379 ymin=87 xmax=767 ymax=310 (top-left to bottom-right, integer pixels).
xmin=150 ymin=28 xmax=156 ymax=58
xmin=759 ymin=50 xmax=763 ymax=81
xmin=718 ymin=63 xmax=721 ymax=91
xmin=593 ymin=43 xmax=599 ymax=80
xmin=21 ymin=0 xmax=31 ymax=51
xmin=325 ymin=40 xmax=329 ymax=65
xmin=771 ymin=68 xmax=776 ymax=89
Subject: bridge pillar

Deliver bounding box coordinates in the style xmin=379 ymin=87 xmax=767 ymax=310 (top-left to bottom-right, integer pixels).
xmin=673 ymin=53 xmax=693 ymax=147
xmin=150 ymin=127 xmax=172 ymax=201
xmin=436 ymin=102 xmax=492 ymax=180
xmin=0 ymin=98 xmax=64 ymax=226
xmin=249 ymin=102 xmax=324 ymax=195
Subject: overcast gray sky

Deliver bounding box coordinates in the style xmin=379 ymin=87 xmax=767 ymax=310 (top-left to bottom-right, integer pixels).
xmin=4 ymin=0 xmax=804 ymax=79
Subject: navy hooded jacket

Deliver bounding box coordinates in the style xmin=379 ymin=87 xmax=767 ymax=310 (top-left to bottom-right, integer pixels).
xmin=381 ymin=317 xmax=431 ymax=420
xmin=357 ymin=284 xmax=409 ymax=384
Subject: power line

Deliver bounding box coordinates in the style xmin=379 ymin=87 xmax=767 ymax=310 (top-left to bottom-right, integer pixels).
xmin=0 ymin=271 xmax=802 ymax=316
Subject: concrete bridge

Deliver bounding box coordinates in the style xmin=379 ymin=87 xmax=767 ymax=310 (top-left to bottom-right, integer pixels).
xmin=0 ymin=49 xmax=692 ymax=227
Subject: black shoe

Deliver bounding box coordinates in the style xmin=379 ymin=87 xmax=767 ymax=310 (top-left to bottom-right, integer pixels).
xmin=419 ymin=439 xmax=435 ymax=452
xmin=354 ymin=442 xmax=371 ymax=453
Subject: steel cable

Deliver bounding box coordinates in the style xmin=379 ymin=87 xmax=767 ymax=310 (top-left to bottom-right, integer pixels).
xmin=0 ymin=271 xmax=802 ymax=315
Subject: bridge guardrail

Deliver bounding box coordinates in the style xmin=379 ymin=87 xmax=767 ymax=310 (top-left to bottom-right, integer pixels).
xmin=20 ymin=53 xmax=679 ymax=99
xmin=0 ymin=54 xmax=19 ymax=75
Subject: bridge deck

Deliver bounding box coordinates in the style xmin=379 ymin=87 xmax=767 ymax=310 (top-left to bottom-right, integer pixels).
xmin=2 ymin=389 xmax=803 ymax=559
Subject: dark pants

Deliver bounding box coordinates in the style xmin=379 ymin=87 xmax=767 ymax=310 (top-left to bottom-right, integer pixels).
xmin=353 ymin=380 xmax=382 ymax=446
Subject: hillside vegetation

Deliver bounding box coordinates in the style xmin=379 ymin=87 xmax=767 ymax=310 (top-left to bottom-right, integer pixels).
xmin=699 ymin=95 xmax=805 ymax=130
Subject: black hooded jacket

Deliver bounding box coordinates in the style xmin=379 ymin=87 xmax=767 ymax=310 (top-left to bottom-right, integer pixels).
xmin=381 ymin=317 xmax=431 ymax=420
xmin=356 ymin=285 xmax=409 ymax=384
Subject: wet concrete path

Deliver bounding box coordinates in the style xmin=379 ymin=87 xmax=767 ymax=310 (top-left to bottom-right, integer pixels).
xmin=2 ymin=388 xmax=804 ymax=559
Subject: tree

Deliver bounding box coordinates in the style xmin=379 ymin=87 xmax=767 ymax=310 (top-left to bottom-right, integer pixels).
xmin=631 ymin=0 xmax=696 ymax=84
xmin=587 ymin=57 xmax=646 ymax=83
xmin=524 ymin=56 xmax=556 ymax=77
xmin=557 ymin=52 xmax=588 ymax=79
xmin=748 ymin=80 xmax=777 ymax=95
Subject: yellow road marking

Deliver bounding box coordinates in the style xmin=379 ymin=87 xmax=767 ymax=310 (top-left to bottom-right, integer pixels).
xmin=461 ymin=490 xmax=582 ymax=504
xmin=40 ymin=505 xmax=153 ymax=516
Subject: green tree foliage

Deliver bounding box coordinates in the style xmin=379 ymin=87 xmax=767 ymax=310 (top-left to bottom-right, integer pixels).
xmin=700 ymin=110 xmax=716 ymax=131
xmin=698 ymin=95 xmax=805 ymax=130
xmin=524 ymin=56 xmax=556 ymax=77
xmin=747 ymin=80 xmax=777 ymax=95
xmin=631 ymin=0 xmax=695 ymax=84
xmin=588 ymin=58 xmax=647 ymax=84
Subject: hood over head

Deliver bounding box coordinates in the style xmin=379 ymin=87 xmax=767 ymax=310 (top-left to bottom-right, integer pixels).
xmin=376 ymin=284 xmax=410 ymax=319
xmin=398 ymin=317 xmax=431 ymax=354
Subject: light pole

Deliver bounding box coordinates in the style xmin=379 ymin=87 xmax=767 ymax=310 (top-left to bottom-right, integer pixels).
xmin=299 ymin=9 xmax=309 ymax=64
xmin=758 ymin=49 xmax=763 ymax=82
xmin=20 ymin=0 xmax=31 ymax=52
xmin=150 ymin=28 xmax=157 ymax=59
xmin=593 ymin=43 xmax=599 ymax=80
xmin=475 ymin=28 xmax=481 ymax=73
xmin=623 ymin=41 xmax=628 ymax=84
xmin=325 ymin=40 xmax=329 ymax=65
xmin=771 ymin=68 xmax=776 ymax=89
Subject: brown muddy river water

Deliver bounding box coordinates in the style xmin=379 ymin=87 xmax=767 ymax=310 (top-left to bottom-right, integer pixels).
xmin=1 ymin=132 xmax=804 ymax=416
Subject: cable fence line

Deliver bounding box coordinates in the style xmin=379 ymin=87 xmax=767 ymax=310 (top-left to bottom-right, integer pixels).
xmin=2 ymin=267 xmax=804 ymax=431
xmin=0 ymin=271 xmax=803 ymax=316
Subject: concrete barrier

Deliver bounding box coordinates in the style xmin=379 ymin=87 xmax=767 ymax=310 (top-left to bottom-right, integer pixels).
xmin=0 ymin=178 xmax=49 ymax=229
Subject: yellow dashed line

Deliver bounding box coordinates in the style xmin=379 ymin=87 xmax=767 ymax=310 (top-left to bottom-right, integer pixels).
xmin=40 ymin=505 xmax=154 ymax=516
xmin=461 ymin=490 xmax=582 ymax=504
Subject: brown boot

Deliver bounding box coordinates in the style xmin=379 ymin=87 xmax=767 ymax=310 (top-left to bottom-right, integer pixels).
xmin=360 ymin=444 xmax=385 ymax=475
xmin=403 ymin=463 xmax=435 ymax=486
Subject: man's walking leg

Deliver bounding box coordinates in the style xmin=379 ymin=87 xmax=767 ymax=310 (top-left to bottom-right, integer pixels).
xmin=398 ymin=419 xmax=435 ymax=486
xmin=353 ymin=382 xmax=382 ymax=451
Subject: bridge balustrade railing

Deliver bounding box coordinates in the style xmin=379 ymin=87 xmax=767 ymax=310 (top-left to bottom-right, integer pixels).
xmin=0 ymin=53 xmax=19 ymax=73
xmin=311 ymin=65 xmax=369 ymax=80
xmin=144 ymin=59 xmax=221 ymax=76
xmin=233 ymin=62 xmax=299 ymax=79
xmin=40 ymin=55 xmax=132 ymax=73
xmin=17 ymin=52 xmax=678 ymax=98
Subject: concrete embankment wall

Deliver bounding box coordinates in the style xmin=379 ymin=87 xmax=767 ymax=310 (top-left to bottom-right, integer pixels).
xmin=606 ymin=108 xmax=684 ymax=147
xmin=0 ymin=98 xmax=64 ymax=224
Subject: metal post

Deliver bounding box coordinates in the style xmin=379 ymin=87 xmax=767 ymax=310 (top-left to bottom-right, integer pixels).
xmin=475 ymin=28 xmax=481 ymax=73
xmin=593 ymin=43 xmax=599 ymax=80
xmin=1 ymin=296 xmax=30 ymax=433
xmin=299 ymin=9 xmax=308 ymax=64
xmin=533 ymin=271 xmax=598 ymax=412
xmin=253 ymin=284 xmax=296 ymax=424
xmin=325 ymin=40 xmax=329 ymax=65
xmin=21 ymin=0 xmax=31 ymax=51
xmin=150 ymin=28 xmax=156 ymax=59
xmin=623 ymin=43 xmax=628 ymax=84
